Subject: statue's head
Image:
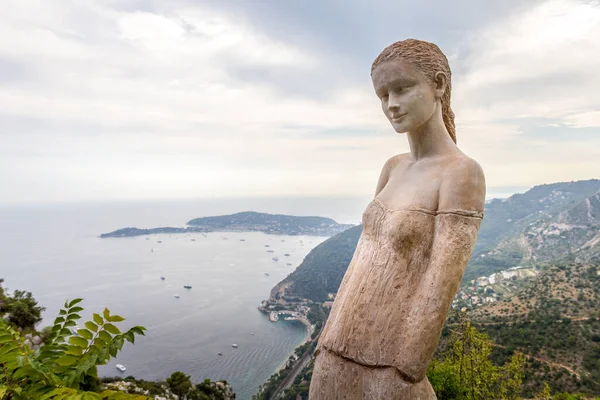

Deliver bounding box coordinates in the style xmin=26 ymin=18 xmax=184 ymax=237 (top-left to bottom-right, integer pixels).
xmin=371 ymin=39 xmax=456 ymax=143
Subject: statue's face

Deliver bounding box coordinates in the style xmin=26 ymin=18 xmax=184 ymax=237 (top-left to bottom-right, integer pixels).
xmin=371 ymin=58 xmax=437 ymax=134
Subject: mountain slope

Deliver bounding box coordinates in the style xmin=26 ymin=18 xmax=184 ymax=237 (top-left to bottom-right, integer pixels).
xmin=271 ymin=225 xmax=362 ymax=302
xmin=468 ymin=190 xmax=600 ymax=280
xmin=468 ymin=263 xmax=600 ymax=397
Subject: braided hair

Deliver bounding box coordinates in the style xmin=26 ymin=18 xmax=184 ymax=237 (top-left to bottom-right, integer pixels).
xmin=372 ymin=39 xmax=456 ymax=143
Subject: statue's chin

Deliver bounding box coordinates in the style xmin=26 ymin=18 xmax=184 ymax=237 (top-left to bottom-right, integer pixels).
xmin=390 ymin=120 xmax=409 ymax=134
xmin=392 ymin=126 xmax=409 ymax=134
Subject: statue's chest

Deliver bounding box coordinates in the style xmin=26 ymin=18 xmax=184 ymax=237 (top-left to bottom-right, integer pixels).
xmin=361 ymin=199 xmax=435 ymax=255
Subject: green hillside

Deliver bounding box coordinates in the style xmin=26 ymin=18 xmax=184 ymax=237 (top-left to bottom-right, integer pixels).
xmin=468 ymin=263 xmax=600 ymax=397
xmin=276 ymin=225 xmax=362 ymax=302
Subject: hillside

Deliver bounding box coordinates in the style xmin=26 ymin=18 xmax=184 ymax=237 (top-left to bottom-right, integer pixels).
xmin=467 ymin=262 xmax=600 ymax=397
xmin=270 ymin=225 xmax=362 ymax=302
xmin=468 ymin=186 xmax=600 ymax=281
xmin=274 ymin=179 xmax=600 ymax=302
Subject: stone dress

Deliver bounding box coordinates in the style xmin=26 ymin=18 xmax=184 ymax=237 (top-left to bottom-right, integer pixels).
xmin=309 ymin=197 xmax=483 ymax=400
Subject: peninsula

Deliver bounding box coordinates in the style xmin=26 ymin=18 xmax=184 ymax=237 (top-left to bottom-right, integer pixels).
xmin=100 ymin=211 xmax=355 ymax=238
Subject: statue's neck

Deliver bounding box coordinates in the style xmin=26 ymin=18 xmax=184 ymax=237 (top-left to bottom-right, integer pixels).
xmin=406 ymin=106 xmax=456 ymax=160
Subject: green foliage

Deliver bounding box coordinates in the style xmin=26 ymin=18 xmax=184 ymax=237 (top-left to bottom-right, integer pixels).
xmin=0 ymin=289 xmax=45 ymax=331
xmin=427 ymin=316 xmax=525 ymax=400
xmin=192 ymin=378 xmax=232 ymax=400
xmin=0 ymin=298 xmax=147 ymax=399
xmin=534 ymin=382 xmax=552 ymax=399
xmin=167 ymin=371 xmax=193 ymax=398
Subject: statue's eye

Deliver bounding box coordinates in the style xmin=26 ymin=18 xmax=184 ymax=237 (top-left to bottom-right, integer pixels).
xmin=381 ymin=93 xmax=389 ymax=101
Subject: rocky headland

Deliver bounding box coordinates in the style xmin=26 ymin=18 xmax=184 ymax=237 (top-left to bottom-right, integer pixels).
xmin=100 ymin=211 xmax=354 ymax=238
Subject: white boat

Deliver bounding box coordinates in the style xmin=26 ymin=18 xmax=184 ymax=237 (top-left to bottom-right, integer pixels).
xmin=174 ymin=295 xmax=180 ymax=299
xmin=232 ymin=344 xmax=239 ymax=348
xmin=272 ymin=257 xmax=279 ymax=261
xmin=116 ymin=364 xmax=126 ymax=372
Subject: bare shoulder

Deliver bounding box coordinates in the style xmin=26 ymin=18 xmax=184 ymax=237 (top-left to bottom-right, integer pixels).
xmin=375 ymin=153 xmax=411 ymax=196
xmin=439 ymin=155 xmax=486 ymax=212
xmin=384 ymin=152 xmax=412 ymax=171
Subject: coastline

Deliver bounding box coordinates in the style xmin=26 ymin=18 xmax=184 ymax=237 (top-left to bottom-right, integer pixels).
xmin=273 ymin=317 xmax=313 ymax=374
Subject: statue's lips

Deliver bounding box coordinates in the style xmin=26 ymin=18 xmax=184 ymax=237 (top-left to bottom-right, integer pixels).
xmin=391 ymin=114 xmax=407 ymax=122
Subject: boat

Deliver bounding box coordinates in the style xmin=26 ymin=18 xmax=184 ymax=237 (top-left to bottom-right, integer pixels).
xmin=272 ymin=257 xmax=279 ymax=261
xmin=116 ymin=364 xmax=126 ymax=372
xmin=240 ymin=239 xmax=246 ymax=241
xmin=160 ymin=276 xmax=165 ymax=280
xmin=157 ymin=240 xmax=162 ymax=243
xmin=191 ymin=238 xmax=196 ymax=241
xmin=218 ymin=352 xmax=223 ymax=356
xmin=183 ymin=285 xmax=192 ymax=289
xmin=267 ymin=250 xmax=274 ymax=253
xmin=284 ymin=253 xmax=290 ymax=256
xmin=232 ymin=344 xmax=238 ymax=348
xmin=286 ymin=263 xmax=292 ymax=266
xmin=174 ymin=295 xmax=180 ymax=299
xmin=264 ymin=273 xmax=269 ymax=276
xmin=264 ymin=244 xmax=270 ymax=247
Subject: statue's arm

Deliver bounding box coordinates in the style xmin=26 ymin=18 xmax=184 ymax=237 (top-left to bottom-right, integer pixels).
xmin=402 ymin=158 xmax=486 ymax=382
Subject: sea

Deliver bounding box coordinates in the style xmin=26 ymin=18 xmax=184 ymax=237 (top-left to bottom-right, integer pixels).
xmin=0 ymin=196 xmax=371 ymax=399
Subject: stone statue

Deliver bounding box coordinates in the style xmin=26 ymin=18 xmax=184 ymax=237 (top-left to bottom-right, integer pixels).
xmin=309 ymin=39 xmax=486 ymax=399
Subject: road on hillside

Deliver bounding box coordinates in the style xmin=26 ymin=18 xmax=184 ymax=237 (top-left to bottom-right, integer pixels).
xmin=271 ymin=339 xmax=318 ymax=399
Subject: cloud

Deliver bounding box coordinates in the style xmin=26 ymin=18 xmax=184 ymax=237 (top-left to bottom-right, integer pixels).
xmin=0 ymin=0 xmax=599 ymax=204
xmin=455 ymin=0 xmax=600 ymax=124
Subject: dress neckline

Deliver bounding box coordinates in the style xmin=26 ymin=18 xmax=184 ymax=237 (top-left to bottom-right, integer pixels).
xmin=371 ymin=198 xmax=484 ymax=219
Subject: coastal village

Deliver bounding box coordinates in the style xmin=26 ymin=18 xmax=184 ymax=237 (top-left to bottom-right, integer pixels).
xmin=452 ymin=266 xmax=539 ymax=310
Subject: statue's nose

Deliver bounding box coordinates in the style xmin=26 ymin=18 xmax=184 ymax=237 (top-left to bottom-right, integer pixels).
xmin=388 ymin=102 xmax=400 ymax=113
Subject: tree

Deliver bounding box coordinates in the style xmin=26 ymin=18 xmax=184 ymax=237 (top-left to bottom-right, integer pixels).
xmin=534 ymin=382 xmax=551 ymax=399
xmin=427 ymin=315 xmax=525 ymax=400
xmin=0 ymin=298 xmax=147 ymax=399
xmin=0 ymin=289 xmax=45 ymax=330
xmin=167 ymin=371 xmax=193 ymax=399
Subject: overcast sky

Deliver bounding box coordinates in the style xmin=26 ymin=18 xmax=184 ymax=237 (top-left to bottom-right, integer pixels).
xmin=1 ymin=0 xmax=599 ymax=204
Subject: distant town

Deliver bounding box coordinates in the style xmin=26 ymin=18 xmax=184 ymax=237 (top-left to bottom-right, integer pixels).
xmin=452 ymin=266 xmax=539 ymax=310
